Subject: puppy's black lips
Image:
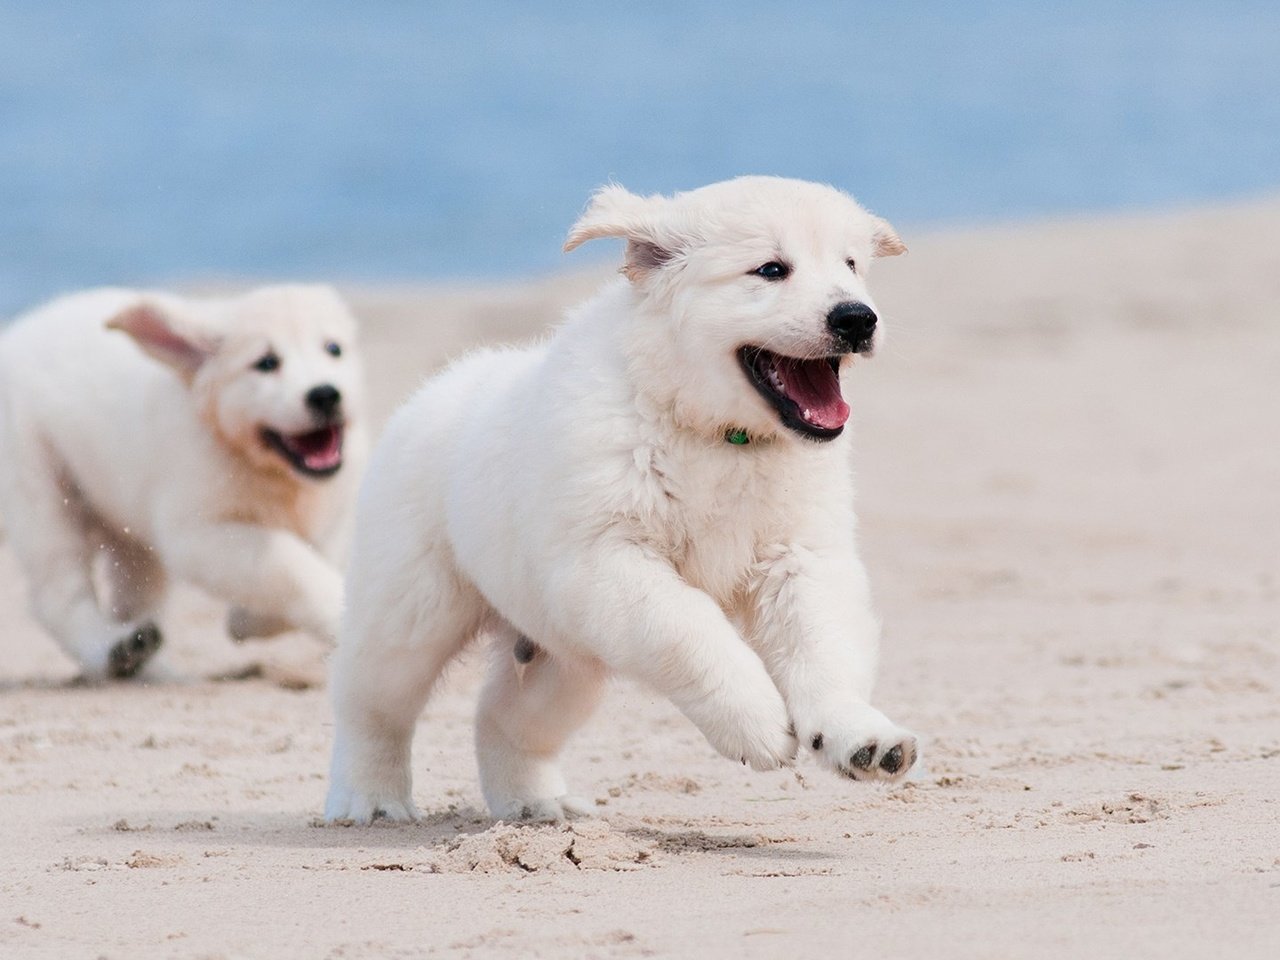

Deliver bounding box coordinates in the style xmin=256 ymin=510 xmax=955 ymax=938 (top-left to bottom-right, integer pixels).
xmin=261 ymin=424 xmax=345 ymax=479
xmin=737 ymin=346 xmax=845 ymax=442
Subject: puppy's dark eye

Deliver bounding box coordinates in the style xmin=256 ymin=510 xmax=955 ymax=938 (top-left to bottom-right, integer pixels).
xmin=325 ymin=341 xmax=342 ymax=358
xmin=752 ymin=261 xmax=791 ymax=281
xmin=846 ymin=258 xmax=858 ymax=273
xmin=252 ymin=352 xmax=280 ymax=373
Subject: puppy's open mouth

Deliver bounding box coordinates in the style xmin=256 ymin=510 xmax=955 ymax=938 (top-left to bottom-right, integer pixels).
xmin=261 ymin=424 xmax=345 ymax=478
xmin=738 ymin=346 xmax=850 ymax=441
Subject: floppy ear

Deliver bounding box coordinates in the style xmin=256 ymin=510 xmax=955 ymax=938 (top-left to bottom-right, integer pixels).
xmin=106 ymin=301 xmax=221 ymax=382
xmin=871 ymin=217 xmax=907 ymax=257
xmin=563 ymin=184 xmax=689 ymax=281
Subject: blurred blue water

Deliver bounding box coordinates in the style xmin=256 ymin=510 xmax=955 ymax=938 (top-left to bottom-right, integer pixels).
xmin=1 ymin=1 xmax=1278 ymax=313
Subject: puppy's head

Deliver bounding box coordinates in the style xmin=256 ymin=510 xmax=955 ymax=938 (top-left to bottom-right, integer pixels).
xmin=107 ymin=285 xmax=364 ymax=479
xmin=565 ymin=177 xmax=905 ymax=442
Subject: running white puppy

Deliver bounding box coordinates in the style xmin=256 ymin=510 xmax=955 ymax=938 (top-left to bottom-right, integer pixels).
xmin=326 ymin=177 xmax=916 ymax=823
xmin=0 ymin=285 xmax=367 ymax=678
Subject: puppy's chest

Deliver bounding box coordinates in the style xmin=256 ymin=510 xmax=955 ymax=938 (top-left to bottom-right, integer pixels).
xmin=625 ymin=444 xmax=794 ymax=599
xmin=218 ymin=468 xmax=325 ymax=543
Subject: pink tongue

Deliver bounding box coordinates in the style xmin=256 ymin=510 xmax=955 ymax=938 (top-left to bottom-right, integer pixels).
xmin=287 ymin=427 xmax=343 ymax=470
xmin=775 ymin=357 xmax=849 ymax=429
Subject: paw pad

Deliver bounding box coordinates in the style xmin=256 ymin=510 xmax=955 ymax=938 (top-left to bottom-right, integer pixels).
xmin=107 ymin=622 xmax=163 ymax=679
xmin=879 ymin=744 xmax=904 ymax=774
xmin=813 ymin=727 xmax=917 ymax=783
xmin=850 ymin=744 xmax=876 ymax=770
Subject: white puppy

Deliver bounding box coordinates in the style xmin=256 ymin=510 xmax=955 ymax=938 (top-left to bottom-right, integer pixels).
xmin=0 ymin=285 xmax=367 ymax=678
xmin=325 ymin=177 xmax=916 ymax=824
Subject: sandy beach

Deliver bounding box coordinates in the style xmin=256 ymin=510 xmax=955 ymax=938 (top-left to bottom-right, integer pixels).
xmin=1 ymin=200 xmax=1277 ymax=958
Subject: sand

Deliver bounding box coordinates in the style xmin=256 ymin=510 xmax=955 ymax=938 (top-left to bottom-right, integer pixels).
xmin=1 ymin=200 xmax=1277 ymax=959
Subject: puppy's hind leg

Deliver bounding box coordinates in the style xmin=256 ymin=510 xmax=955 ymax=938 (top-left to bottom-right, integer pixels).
xmin=94 ymin=523 xmax=168 ymax=625
xmin=325 ymin=554 xmax=484 ymax=824
xmin=1 ymin=453 xmax=161 ymax=679
xmin=475 ymin=628 xmax=605 ymax=822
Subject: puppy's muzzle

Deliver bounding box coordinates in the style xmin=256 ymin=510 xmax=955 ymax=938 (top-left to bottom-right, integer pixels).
xmin=827 ymin=301 xmax=877 ymax=353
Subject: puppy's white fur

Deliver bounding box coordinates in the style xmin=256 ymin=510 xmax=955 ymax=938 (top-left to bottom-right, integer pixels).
xmin=325 ymin=177 xmax=916 ymax=824
xmin=0 ymin=285 xmax=367 ymax=678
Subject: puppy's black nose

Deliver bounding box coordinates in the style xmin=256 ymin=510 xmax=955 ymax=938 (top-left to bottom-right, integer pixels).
xmin=306 ymin=384 xmax=342 ymax=418
xmin=827 ymin=301 xmax=878 ymax=348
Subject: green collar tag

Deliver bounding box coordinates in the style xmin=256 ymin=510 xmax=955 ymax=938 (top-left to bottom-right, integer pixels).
xmin=725 ymin=428 xmax=750 ymax=445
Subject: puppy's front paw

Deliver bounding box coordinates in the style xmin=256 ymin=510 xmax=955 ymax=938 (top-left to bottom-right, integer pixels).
xmin=491 ymin=794 xmax=594 ymax=824
xmin=324 ymin=732 xmax=419 ymax=824
xmin=106 ymin=621 xmax=163 ymax=679
xmin=697 ymin=691 xmax=798 ymax=772
xmin=805 ymin=705 xmax=918 ymax=783
xmin=323 ymin=781 xmax=420 ymax=825
xmin=739 ymin=717 xmax=800 ymax=772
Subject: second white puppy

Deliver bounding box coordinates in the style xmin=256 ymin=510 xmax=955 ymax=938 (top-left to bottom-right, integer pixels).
xmin=326 ymin=177 xmax=917 ymax=823
xmin=0 ymin=285 xmax=367 ymax=678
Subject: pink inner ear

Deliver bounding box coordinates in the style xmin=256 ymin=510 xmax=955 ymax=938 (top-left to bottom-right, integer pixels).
xmin=111 ymin=304 xmax=211 ymax=374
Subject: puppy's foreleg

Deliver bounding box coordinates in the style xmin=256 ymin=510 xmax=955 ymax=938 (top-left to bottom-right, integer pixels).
xmin=475 ymin=629 xmax=605 ymax=822
xmin=548 ymin=543 xmax=797 ymax=770
xmin=750 ymin=543 xmax=918 ymax=782
xmin=157 ymin=523 xmax=343 ymax=642
xmin=225 ymin=607 xmax=293 ymax=642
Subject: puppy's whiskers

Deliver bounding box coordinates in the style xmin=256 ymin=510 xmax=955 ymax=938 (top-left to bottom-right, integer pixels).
xmin=872 ymin=311 xmax=921 ymax=366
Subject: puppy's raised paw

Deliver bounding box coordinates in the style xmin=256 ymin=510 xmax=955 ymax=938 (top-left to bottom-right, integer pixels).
xmin=839 ymin=737 xmax=917 ymax=781
xmin=805 ymin=706 xmax=918 ymax=783
xmin=716 ymin=712 xmax=798 ymax=772
xmin=688 ymin=669 xmax=798 ymax=772
xmin=106 ymin=621 xmax=163 ymax=679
